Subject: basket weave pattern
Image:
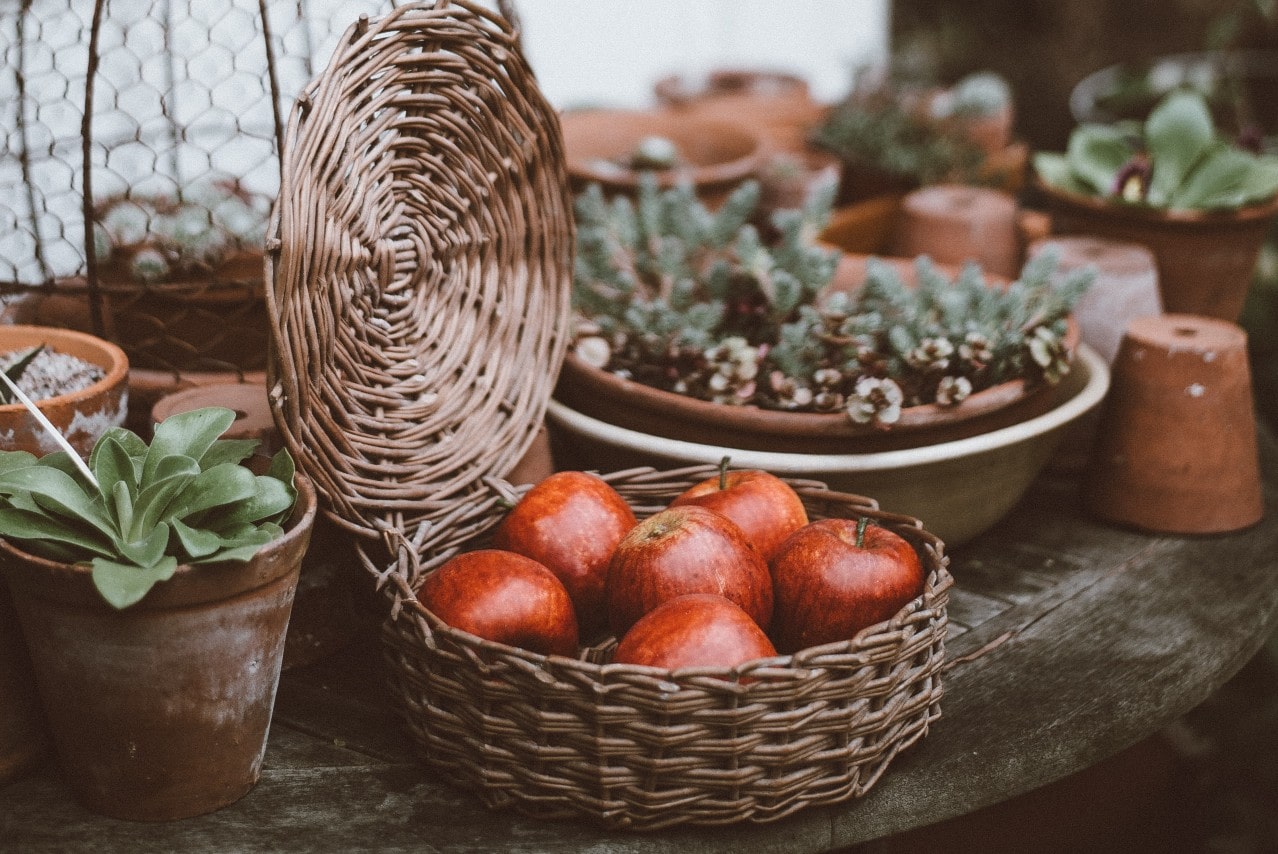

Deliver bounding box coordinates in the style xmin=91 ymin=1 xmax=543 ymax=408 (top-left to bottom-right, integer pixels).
xmin=266 ymin=1 xmax=573 ymax=546
xmin=381 ymin=465 xmax=952 ymax=830
xmin=267 ymin=2 xmax=951 ymax=831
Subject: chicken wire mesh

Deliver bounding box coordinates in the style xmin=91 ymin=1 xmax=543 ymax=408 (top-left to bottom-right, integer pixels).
xmin=0 ymin=0 xmax=517 ymax=372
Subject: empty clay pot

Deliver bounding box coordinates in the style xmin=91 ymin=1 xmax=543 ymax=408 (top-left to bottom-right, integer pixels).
xmin=1028 ymin=236 xmax=1163 ymax=365
xmin=1085 ymin=314 xmax=1263 ymax=534
xmin=890 ymin=185 xmax=1021 ymax=279
xmin=152 ymin=381 xmax=281 ymax=454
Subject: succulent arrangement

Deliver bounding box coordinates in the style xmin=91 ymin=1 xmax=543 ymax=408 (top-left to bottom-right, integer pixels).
xmin=0 ymin=407 xmax=296 ymax=609
xmin=92 ymin=178 xmax=270 ymax=285
xmin=571 ymin=176 xmax=1092 ymax=427
xmin=1034 ymin=88 xmax=1278 ymax=211
xmin=808 ymin=70 xmax=997 ymax=189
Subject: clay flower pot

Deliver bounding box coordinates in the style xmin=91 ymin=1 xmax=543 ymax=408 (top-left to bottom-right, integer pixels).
xmin=560 ymin=108 xmax=766 ymax=205
xmin=653 ymin=68 xmax=825 ymax=154
xmin=1035 ymin=179 xmax=1278 ymax=322
xmin=890 ymin=184 xmax=1022 ymax=279
xmin=0 ymin=325 xmax=129 ymax=457
xmin=1085 ymin=314 xmax=1263 ymax=534
xmin=0 ymin=583 xmax=50 ymax=785
xmin=0 ymin=475 xmax=318 ymax=821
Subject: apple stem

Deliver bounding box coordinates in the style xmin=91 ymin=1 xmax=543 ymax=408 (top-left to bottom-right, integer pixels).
xmin=718 ymin=455 xmax=730 ymax=491
xmin=856 ymin=516 xmax=869 ymax=548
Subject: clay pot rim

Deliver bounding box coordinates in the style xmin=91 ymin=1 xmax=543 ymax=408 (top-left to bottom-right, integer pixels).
xmin=548 ymin=344 xmax=1109 ymax=474
xmin=562 ymin=255 xmax=1076 ymax=443
xmin=1033 ymin=176 xmax=1278 ymax=226
xmin=0 ymin=473 xmax=318 ymax=611
xmin=653 ymin=68 xmax=811 ymax=106
xmin=560 ymin=108 xmax=766 ymax=192
xmin=0 ymin=325 xmax=129 ymax=418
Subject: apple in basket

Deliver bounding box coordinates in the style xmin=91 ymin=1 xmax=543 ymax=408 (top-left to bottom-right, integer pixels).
xmin=416 ymin=549 xmax=579 ymax=656
xmin=669 ymin=463 xmax=809 ymax=561
xmin=606 ymin=505 xmax=773 ymax=636
xmin=494 ymin=470 xmax=637 ymax=636
xmin=612 ymin=594 xmax=778 ymax=671
xmin=770 ymin=518 xmax=924 ymax=654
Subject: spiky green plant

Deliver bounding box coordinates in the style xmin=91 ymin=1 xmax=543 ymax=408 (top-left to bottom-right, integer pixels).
xmin=0 ymin=407 xmax=296 ymax=609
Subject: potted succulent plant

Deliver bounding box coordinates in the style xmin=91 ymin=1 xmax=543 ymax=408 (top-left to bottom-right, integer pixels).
xmin=555 ymin=175 xmax=1092 ymax=455
xmin=0 ymin=406 xmax=316 ymax=821
xmin=1033 ymin=88 xmax=1278 ymax=321
xmin=810 ymin=69 xmax=1023 ymax=209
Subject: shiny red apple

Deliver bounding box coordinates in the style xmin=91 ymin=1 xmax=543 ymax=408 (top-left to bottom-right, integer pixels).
xmin=416 ymin=549 xmax=578 ymax=656
xmin=493 ymin=470 xmax=637 ymax=635
xmin=606 ymin=505 xmax=773 ymax=636
xmin=670 ymin=464 xmax=808 ymax=561
xmin=612 ymin=593 xmax=778 ymax=671
xmin=769 ymin=517 xmax=924 ymax=654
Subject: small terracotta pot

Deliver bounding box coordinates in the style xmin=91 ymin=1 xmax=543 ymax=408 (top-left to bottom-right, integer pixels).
xmin=1036 ymin=180 xmax=1278 ymax=322
xmin=0 ymin=325 xmax=129 ymax=457
xmin=890 ymin=185 xmax=1022 ymax=279
xmin=127 ymin=368 xmax=268 ymax=437
xmin=152 ymin=382 xmax=281 ymax=454
xmin=1028 ymin=236 xmax=1163 ymax=365
xmin=653 ymin=68 xmax=824 ymax=154
xmin=560 ymin=108 xmax=765 ymax=205
xmin=0 ymin=475 xmax=317 ymax=821
xmin=0 ymin=582 xmax=50 ymax=784
xmin=1085 ymin=314 xmax=1263 ymax=534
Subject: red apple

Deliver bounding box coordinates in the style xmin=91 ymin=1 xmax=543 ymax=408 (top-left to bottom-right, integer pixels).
xmin=770 ymin=517 xmax=924 ymax=654
xmin=416 ymin=549 xmax=578 ymax=657
xmin=612 ymin=594 xmax=778 ymax=671
xmin=670 ymin=463 xmax=808 ymax=560
xmin=493 ymin=470 xmax=637 ymax=635
xmin=606 ymin=505 xmax=773 ymax=636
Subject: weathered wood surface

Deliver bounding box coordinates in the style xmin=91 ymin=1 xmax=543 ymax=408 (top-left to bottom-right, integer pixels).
xmin=4 ymin=434 xmax=1278 ymax=853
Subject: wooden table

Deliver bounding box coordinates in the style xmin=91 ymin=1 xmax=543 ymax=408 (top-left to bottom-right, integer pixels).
xmin=4 ymin=433 xmax=1278 ymax=853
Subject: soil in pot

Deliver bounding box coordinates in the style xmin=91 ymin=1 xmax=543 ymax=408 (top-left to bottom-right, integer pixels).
xmin=0 ymin=325 xmax=129 ymax=457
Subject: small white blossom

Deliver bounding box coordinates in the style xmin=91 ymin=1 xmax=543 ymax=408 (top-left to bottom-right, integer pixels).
xmin=847 ymin=376 xmax=904 ymax=427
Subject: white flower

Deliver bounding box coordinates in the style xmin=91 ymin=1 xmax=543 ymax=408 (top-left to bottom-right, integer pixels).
xmin=846 ymin=376 xmax=904 ymax=427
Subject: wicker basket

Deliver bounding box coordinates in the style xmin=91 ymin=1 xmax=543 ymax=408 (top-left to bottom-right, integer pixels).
xmin=266 ymin=0 xmax=952 ymax=830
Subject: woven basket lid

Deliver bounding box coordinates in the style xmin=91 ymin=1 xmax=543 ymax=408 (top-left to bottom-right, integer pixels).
xmin=265 ymin=1 xmax=573 ymax=551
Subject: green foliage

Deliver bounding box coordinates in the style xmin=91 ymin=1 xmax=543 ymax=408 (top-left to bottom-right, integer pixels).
xmin=808 ymin=76 xmax=986 ymax=187
xmin=571 ymin=174 xmax=1093 ymax=424
xmin=1035 ymin=89 xmax=1278 ymax=211
xmin=0 ymin=407 xmax=296 ymax=609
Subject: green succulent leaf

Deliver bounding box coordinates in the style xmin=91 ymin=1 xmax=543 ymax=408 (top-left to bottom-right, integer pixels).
xmin=165 ymin=462 xmax=258 ymax=521
xmin=188 ymin=527 xmax=276 ymax=565
xmin=144 ymin=407 xmax=236 ymax=484
xmin=93 ymin=436 xmax=138 ymax=501
xmin=0 ymin=465 xmax=115 ymax=539
xmin=1065 ymin=124 xmax=1133 ymax=195
xmin=1145 ymin=89 xmax=1215 ymax=207
xmin=199 ymin=474 xmax=296 ymax=530
xmin=1033 ymin=152 xmax=1089 ymax=194
xmin=0 ymin=507 xmax=117 ymax=558
xmin=198 ymin=438 xmax=260 ymax=471
xmin=1170 ymin=144 xmax=1258 ymax=210
xmin=170 ymin=518 xmax=223 ymax=559
xmin=0 ymin=450 xmax=37 ymax=475
xmin=116 ymin=522 xmax=169 ymax=569
xmin=90 ymin=555 xmax=178 ymax=610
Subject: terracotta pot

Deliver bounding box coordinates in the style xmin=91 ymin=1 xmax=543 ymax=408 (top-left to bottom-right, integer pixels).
xmin=653 ymin=68 xmax=825 ymax=154
xmin=0 ymin=582 xmax=50 ymax=784
xmin=127 ymin=368 xmax=268 ymax=437
xmin=819 ymin=194 xmax=905 ymax=255
xmin=1085 ymin=314 xmax=1263 ymax=534
xmin=151 ymin=382 xmax=359 ymax=673
xmin=559 ymin=252 xmax=1067 ymax=455
xmin=0 ymin=325 xmax=129 ymax=457
xmin=890 ymin=184 xmax=1022 ymax=279
xmin=560 ymin=108 xmax=766 ymax=205
xmin=1035 ymin=179 xmax=1278 ymax=322
xmin=0 ymin=475 xmax=317 ymax=821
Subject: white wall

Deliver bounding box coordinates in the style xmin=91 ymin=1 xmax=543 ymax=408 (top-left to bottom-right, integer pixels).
xmin=514 ymin=0 xmax=890 ymax=110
